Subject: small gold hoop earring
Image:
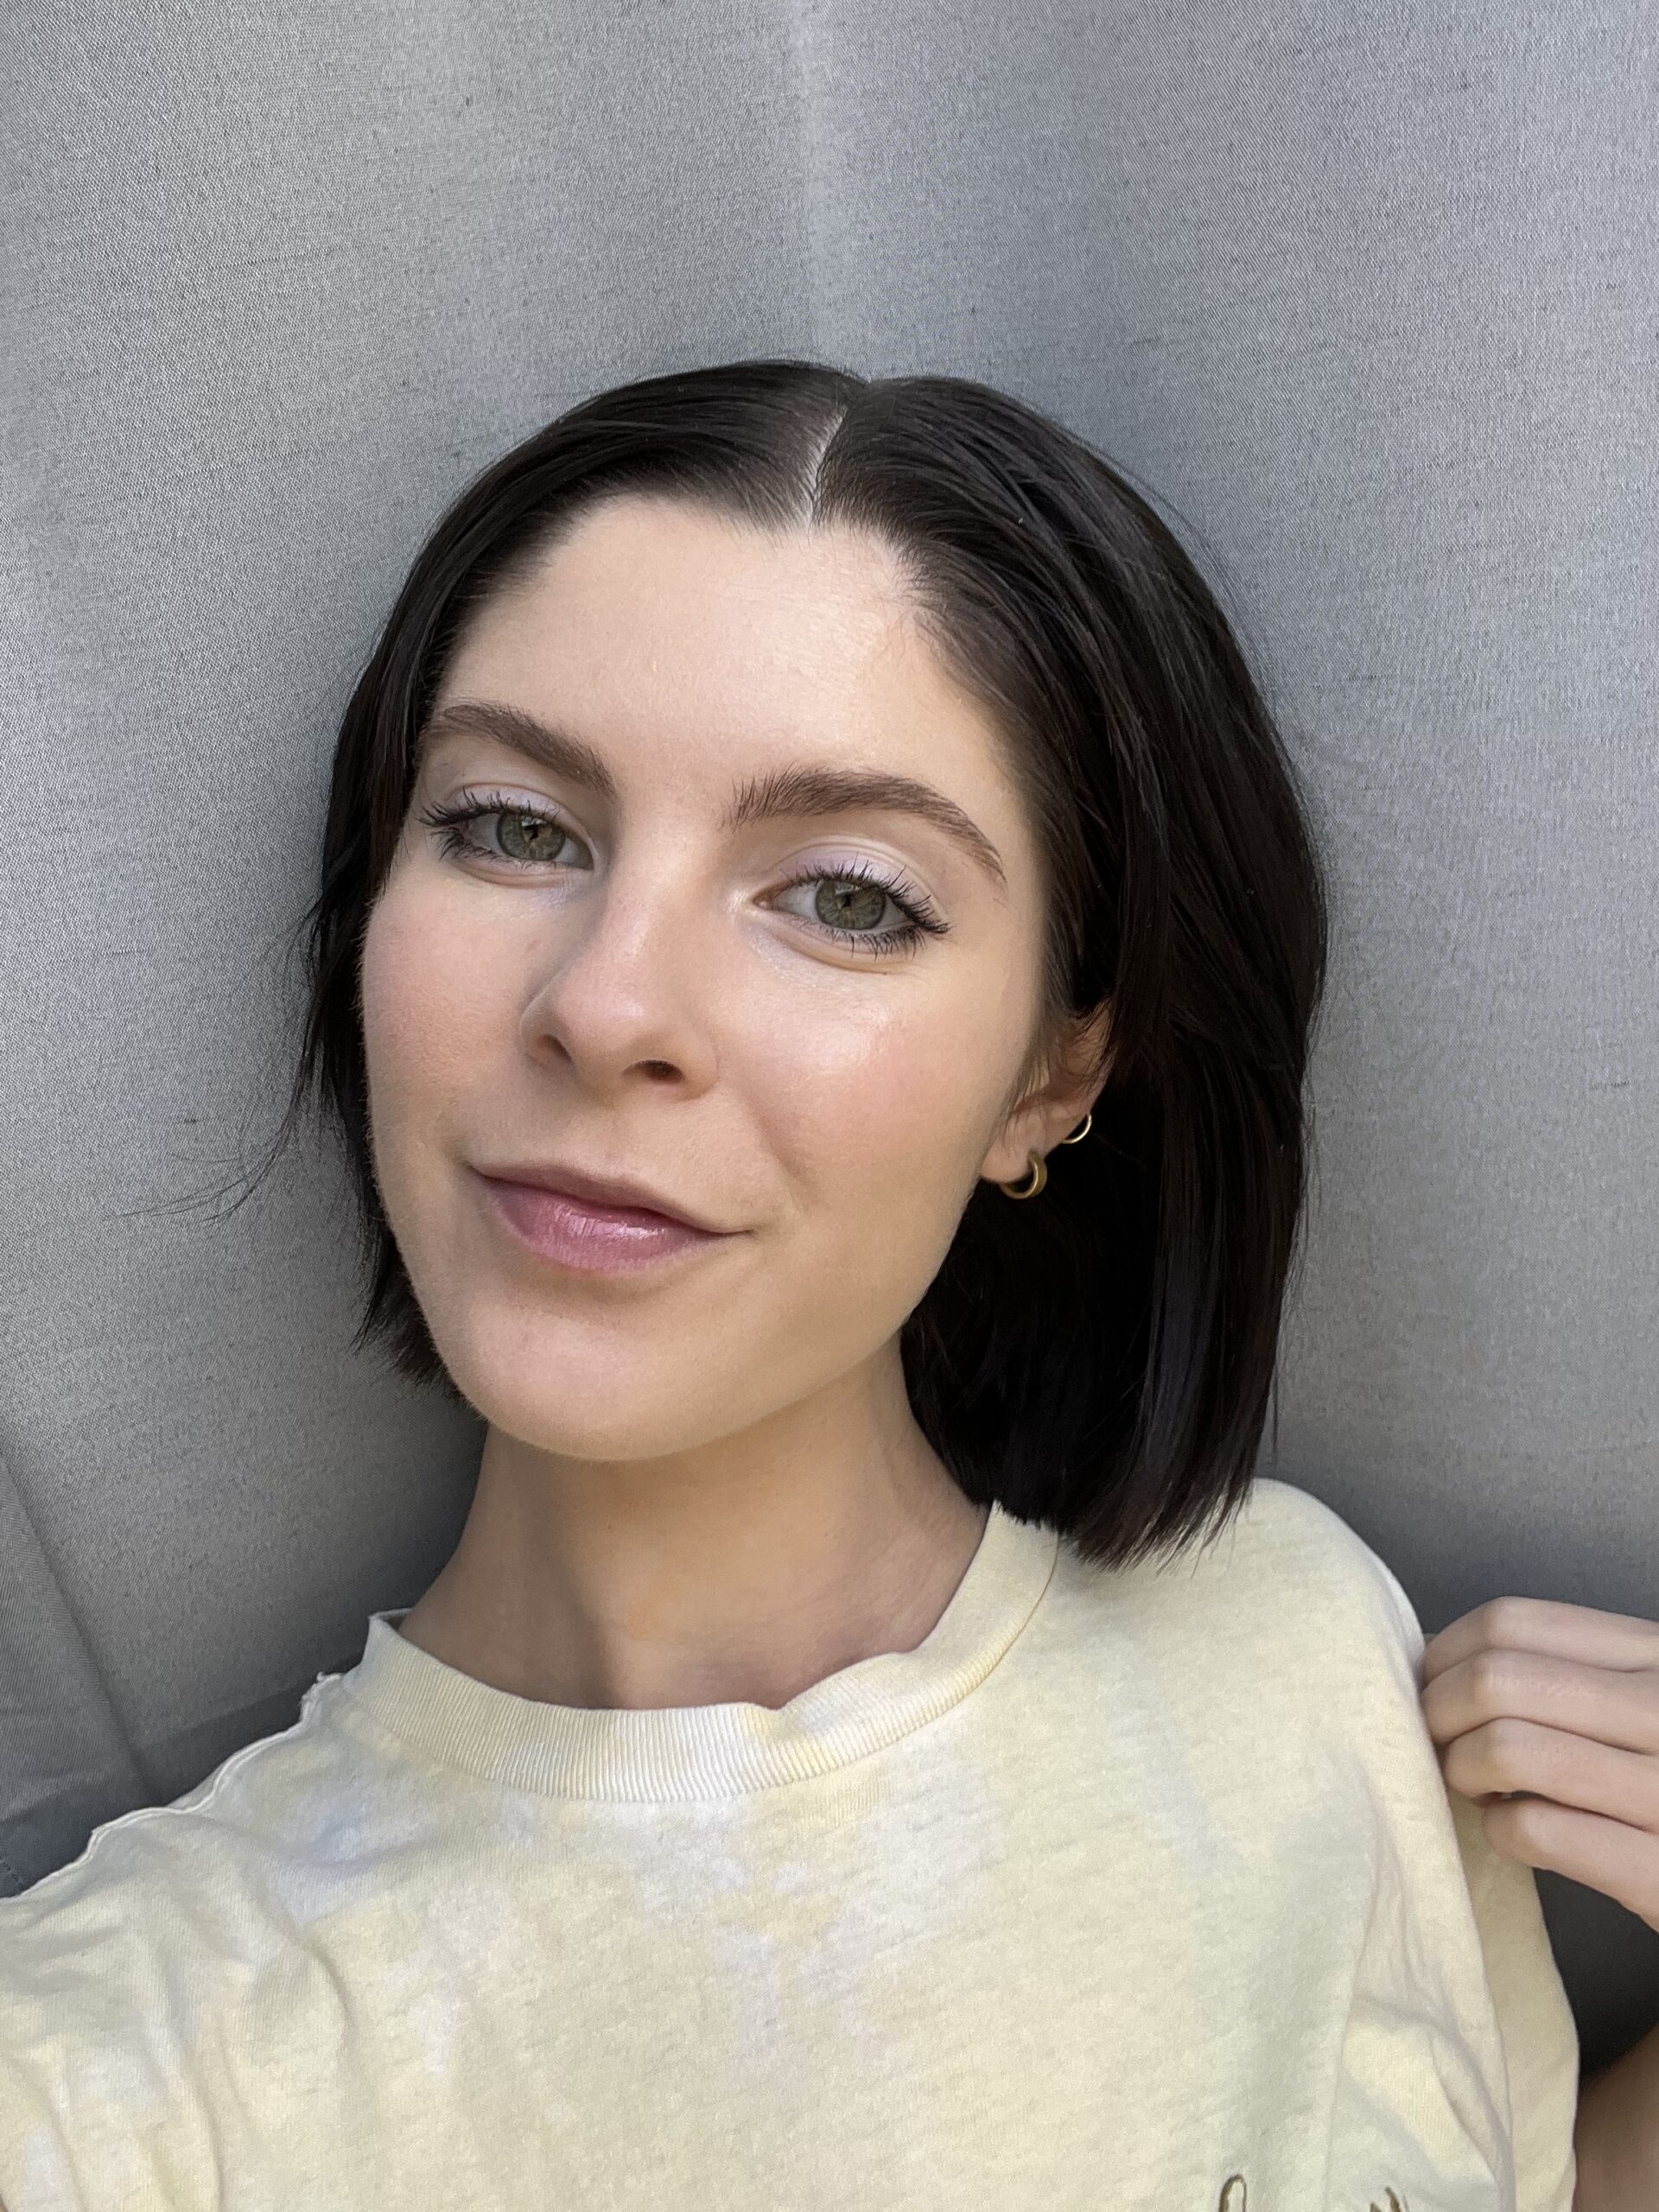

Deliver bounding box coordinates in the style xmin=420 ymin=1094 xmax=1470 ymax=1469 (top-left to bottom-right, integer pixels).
xmin=997 ymin=1149 xmax=1047 ymax=1200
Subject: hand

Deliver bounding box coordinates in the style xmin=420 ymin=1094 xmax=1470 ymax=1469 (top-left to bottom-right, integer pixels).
xmin=1419 ymin=1594 xmax=1659 ymax=1936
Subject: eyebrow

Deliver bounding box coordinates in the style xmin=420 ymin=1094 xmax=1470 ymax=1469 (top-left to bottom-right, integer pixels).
xmin=415 ymin=697 xmax=1007 ymax=891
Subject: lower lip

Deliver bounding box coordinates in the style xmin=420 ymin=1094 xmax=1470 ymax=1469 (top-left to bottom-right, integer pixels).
xmin=474 ymin=1173 xmax=735 ymax=1275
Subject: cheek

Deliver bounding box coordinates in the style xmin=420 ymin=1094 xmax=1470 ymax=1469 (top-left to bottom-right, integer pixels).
xmin=359 ymin=890 xmax=500 ymax=1112
xmin=771 ymin=995 xmax=1006 ymax=1268
xmin=734 ymin=1027 xmax=982 ymax=1395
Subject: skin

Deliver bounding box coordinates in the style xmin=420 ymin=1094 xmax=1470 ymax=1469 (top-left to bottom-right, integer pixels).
xmin=361 ymin=493 xmax=1109 ymax=1713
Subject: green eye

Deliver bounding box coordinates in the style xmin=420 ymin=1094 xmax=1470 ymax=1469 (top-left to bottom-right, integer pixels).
xmin=418 ymin=792 xmax=582 ymax=871
xmin=768 ymin=860 xmax=944 ymax=957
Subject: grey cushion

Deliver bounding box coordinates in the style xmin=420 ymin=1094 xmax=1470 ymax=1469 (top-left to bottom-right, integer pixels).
xmin=3 ymin=0 xmax=1654 ymax=2082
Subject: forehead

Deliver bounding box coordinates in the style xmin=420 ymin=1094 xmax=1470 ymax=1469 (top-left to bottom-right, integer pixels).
xmin=436 ymin=497 xmax=990 ymax=764
xmin=497 ymin=494 xmax=914 ymax=639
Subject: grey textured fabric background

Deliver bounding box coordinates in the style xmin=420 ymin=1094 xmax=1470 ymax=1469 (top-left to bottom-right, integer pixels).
xmin=3 ymin=0 xmax=1654 ymax=2077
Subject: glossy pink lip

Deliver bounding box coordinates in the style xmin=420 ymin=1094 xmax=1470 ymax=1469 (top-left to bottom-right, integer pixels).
xmin=473 ymin=1171 xmax=736 ymax=1276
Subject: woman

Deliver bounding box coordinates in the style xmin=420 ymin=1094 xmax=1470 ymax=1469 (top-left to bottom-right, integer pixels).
xmin=0 ymin=359 xmax=1652 ymax=2209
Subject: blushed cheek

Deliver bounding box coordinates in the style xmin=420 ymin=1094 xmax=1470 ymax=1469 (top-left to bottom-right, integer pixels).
xmin=359 ymin=897 xmax=498 ymax=1111
xmin=798 ymin=1030 xmax=976 ymax=1251
xmin=833 ymin=987 xmax=1030 ymax=1253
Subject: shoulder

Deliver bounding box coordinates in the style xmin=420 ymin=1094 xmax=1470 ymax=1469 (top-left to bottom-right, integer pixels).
xmin=0 ymin=1676 xmax=356 ymax=2035
xmin=1230 ymin=1476 xmax=1423 ymax=1636
xmin=1108 ymin=1475 xmax=1427 ymax=1695
xmin=1255 ymin=1476 xmax=1424 ymax=1653
xmin=0 ymin=1681 xmax=379 ymax=2202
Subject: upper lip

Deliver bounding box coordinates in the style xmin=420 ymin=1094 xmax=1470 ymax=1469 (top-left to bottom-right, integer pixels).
xmin=474 ymin=1160 xmax=730 ymax=1235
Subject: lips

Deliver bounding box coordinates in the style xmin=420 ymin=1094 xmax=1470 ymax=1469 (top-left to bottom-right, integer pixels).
xmin=471 ymin=1160 xmax=723 ymax=1234
xmin=474 ymin=1171 xmax=734 ymax=1277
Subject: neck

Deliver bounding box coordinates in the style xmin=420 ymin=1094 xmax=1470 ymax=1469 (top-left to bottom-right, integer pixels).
xmin=395 ymin=1361 xmax=990 ymax=1713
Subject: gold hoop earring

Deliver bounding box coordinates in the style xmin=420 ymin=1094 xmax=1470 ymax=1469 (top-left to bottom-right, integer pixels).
xmin=998 ymin=1150 xmax=1047 ymax=1200
xmin=995 ymin=1110 xmax=1091 ymax=1200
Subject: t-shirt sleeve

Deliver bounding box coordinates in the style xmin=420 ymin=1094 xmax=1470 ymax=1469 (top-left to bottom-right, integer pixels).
xmin=1370 ymin=1551 xmax=1583 ymax=2212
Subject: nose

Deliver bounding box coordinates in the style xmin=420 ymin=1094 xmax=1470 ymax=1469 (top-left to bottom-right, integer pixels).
xmin=515 ymin=857 xmax=724 ymax=1094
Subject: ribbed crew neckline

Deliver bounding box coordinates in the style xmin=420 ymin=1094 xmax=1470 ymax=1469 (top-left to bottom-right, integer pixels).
xmin=329 ymin=1500 xmax=1061 ymax=1802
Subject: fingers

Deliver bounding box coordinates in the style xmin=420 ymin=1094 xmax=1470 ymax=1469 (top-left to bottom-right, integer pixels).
xmin=1438 ymin=1713 xmax=1659 ymax=1830
xmin=1421 ymin=1594 xmax=1659 ymax=1687
xmin=1420 ymin=1645 xmax=1659 ymax=1759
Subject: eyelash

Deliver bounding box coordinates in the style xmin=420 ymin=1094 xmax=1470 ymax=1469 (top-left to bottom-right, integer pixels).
xmin=415 ymin=791 xmax=950 ymax=960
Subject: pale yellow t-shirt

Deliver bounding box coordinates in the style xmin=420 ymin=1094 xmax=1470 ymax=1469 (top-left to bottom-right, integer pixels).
xmin=0 ymin=1477 xmax=1580 ymax=2209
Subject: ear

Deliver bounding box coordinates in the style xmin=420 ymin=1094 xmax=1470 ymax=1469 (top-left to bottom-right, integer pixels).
xmin=979 ymin=1000 xmax=1112 ymax=1189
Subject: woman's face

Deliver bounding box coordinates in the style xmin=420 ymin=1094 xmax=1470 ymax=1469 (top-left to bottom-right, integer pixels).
xmin=359 ymin=494 xmax=1092 ymax=1461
